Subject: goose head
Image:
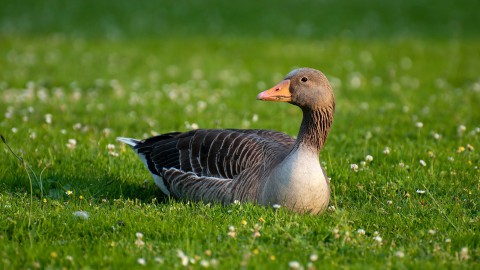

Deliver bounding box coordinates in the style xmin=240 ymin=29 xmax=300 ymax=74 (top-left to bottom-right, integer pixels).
xmin=257 ymin=68 xmax=334 ymax=111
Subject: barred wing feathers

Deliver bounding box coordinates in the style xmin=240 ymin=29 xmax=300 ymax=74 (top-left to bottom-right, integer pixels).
xmin=128 ymin=129 xmax=294 ymax=202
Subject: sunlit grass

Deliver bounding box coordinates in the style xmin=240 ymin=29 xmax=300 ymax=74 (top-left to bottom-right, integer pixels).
xmin=1 ymin=0 xmax=480 ymax=269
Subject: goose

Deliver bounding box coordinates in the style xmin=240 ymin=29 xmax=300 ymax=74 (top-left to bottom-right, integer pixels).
xmin=118 ymin=68 xmax=335 ymax=214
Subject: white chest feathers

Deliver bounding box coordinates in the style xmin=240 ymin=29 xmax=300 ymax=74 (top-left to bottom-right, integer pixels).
xmin=260 ymin=147 xmax=330 ymax=214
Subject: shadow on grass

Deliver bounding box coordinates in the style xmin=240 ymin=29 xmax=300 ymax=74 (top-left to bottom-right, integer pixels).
xmin=1 ymin=133 xmax=170 ymax=204
xmin=0 ymin=166 xmax=169 ymax=204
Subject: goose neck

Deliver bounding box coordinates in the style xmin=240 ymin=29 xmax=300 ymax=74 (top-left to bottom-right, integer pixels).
xmin=294 ymin=107 xmax=334 ymax=153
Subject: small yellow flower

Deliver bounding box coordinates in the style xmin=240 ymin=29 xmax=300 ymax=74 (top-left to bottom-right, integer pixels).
xmin=65 ymin=190 xmax=73 ymax=196
xmin=253 ymin=248 xmax=259 ymax=255
xmin=258 ymin=217 xmax=265 ymax=223
xmin=457 ymin=146 xmax=465 ymax=153
xmin=42 ymin=198 xmax=47 ymax=203
xmin=79 ymin=195 xmax=84 ymax=200
xmin=50 ymin=251 xmax=58 ymax=259
xmin=241 ymin=219 xmax=247 ymax=226
xmin=270 ymin=255 xmax=276 ymax=261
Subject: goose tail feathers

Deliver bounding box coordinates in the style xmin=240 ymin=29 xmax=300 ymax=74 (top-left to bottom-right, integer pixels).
xmin=117 ymin=137 xmax=142 ymax=148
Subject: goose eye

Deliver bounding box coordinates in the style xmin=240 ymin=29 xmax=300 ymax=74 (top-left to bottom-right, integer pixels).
xmin=301 ymin=77 xmax=308 ymax=82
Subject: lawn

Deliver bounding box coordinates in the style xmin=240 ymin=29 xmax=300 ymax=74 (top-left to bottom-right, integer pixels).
xmin=1 ymin=0 xmax=479 ymax=269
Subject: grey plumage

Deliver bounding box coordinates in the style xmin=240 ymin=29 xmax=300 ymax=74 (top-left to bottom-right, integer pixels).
xmin=119 ymin=68 xmax=335 ymax=214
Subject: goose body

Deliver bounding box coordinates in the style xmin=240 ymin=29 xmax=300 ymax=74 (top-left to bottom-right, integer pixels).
xmin=118 ymin=68 xmax=334 ymax=214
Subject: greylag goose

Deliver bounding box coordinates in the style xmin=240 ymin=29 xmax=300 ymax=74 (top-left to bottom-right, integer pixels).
xmin=118 ymin=68 xmax=334 ymax=214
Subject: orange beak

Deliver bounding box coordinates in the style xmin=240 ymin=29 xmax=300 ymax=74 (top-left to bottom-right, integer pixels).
xmin=256 ymin=80 xmax=292 ymax=102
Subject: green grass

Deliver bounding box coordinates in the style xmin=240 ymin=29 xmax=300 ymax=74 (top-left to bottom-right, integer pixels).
xmin=1 ymin=0 xmax=479 ymax=269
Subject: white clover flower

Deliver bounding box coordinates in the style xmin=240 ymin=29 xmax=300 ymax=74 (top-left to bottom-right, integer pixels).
xmin=66 ymin=139 xmax=77 ymax=150
xmin=415 ymin=122 xmax=423 ymax=128
xmin=200 ymin=260 xmax=210 ymax=268
xmin=350 ymin=163 xmax=359 ymax=172
xmin=309 ymin=254 xmax=318 ymax=262
xmin=136 ymin=232 xmax=144 ymax=239
xmin=177 ymin=250 xmax=189 ymax=266
xmin=210 ymin=259 xmax=219 ymax=267
xmin=135 ymin=238 xmax=145 ymax=248
xmin=107 ymin=143 xmax=119 ymax=157
xmin=383 ymin=147 xmax=390 ymax=155
xmin=460 ymin=247 xmax=470 ymax=260
xmin=466 ymin=144 xmax=474 ymax=151
xmin=73 ymin=123 xmax=82 ymax=130
xmin=457 ymin=125 xmax=466 ymax=136
xmin=45 ymin=113 xmax=53 ymax=124
xmin=365 ymin=155 xmax=373 ymax=162
xmin=103 ymin=128 xmax=112 ymax=136
xmin=272 ymin=204 xmax=281 ymax=209
xmin=197 ymin=101 xmax=207 ymax=110
xmin=357 ymin=229 xmax=366 ymax=235
xmin=419 ymin=160 xmax=427 ymax=166
xmin=288 ymin=261 xmax=301 ymax=270
xmin=137 ymin=258 xmax=146 ymax=266
xmin=72 ymin=211 xmax=89 ymax=220
xmin=252 ymin=223 xmax=261 ymax=238
xmin=228 ymin=226 xmax=236 ymax=238
xmin=416 ymin=189 xmax=426 ymax=194
xmin=374 ymin=235 xmax=382 ymax=243
xmin=349 ymin=74 xmax=362 ymax=89
xmin=428 ymin=229 xmax=436 ymax=235
xmin=252 ymin=114 xmax=259 ymax=122
xmin=395 ymin=251 xmax=405 ymax=258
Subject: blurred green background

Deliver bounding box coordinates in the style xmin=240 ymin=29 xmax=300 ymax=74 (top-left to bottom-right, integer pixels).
xmin=1 ymin=0 xmax=479 ymax=39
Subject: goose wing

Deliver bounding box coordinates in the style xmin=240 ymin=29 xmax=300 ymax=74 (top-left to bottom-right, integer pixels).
xmin=132 ymin=129 xmax=293 ymax=202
